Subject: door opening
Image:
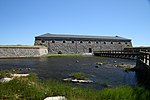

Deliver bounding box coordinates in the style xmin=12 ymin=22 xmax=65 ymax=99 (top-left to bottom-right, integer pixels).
xmin=89 ymin=48 xmax=92 ymax=53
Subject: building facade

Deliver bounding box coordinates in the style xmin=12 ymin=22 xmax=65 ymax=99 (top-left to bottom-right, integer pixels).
xmin=34 ymin=33 xmax=132 ymax=54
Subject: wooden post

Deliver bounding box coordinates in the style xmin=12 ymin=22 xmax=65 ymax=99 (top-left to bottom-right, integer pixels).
xmin=148 ymin=54 xmax=150 ymax=66
xmin=142 ymin=53 xmax=144 ymax=62
xmin=145 ymin=54 xmax=147 ymax=64
xmin=139 ymin=52 xmax=142 ymax=61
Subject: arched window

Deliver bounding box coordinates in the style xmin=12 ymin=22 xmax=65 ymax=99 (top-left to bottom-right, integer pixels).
xmin=63 ymin=41 xmax=66 ymax=43
xmin=41 ymin=40 xmax=45 ymax=43
xmin=80 ymin=41 xmax=83 ymax=43
xmin=52 ymin=40 xmax=55 ymax=43
xmin=72 ymin=41 xmax=74 ymax=43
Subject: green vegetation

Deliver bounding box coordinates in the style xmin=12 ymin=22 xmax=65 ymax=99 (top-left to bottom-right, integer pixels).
xmin=0 ymin=71 xmax=150 ymax=100
xmin=116 ymin=64 xmax=134 ymax=72
xmin=0 ymin=70 xmax=17 ymax=78
xmin=96 ymin=61 xmax=108 ymax=65
xmin=43 ymin=53 xmax=81 ymax=57
xmin=100 ymin=81 xmax=111 ymax=88
xmin=126 ymin=46 xmax=150 ymax=48
xmin=100 ymin=85 xmax=150 ymax=100
xmin=69 ymin=72 xmax=87 ymax=80
xmin=124 ymin=67 xmax=133 ymax=72
xmin=0 ymin=74 xmax=44 ymax=100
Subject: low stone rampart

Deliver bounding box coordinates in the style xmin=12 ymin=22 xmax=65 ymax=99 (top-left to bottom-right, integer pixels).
xmin=0 ymin=46 xmax=48 ymax=58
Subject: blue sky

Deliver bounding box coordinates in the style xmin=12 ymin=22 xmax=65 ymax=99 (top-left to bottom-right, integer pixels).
xmin=0 ymin=0 xmax=150 ymax=46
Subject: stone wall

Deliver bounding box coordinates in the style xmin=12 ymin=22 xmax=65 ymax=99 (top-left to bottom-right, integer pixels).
xmin=0 ymin=46 xmax=48 ymax=58
xmin=35 ymin=40 xmax=132 ymax=54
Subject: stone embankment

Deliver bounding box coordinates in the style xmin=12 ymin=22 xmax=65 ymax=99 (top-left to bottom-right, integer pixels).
xmin=0 ymin=46 xmax=48 ymax=58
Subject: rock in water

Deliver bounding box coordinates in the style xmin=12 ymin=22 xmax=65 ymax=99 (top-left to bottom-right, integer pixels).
xmin=44 ymin=96 xmax=67 ymax=100
xmin=82 ymin=53 xmax=93 ymax=56
xmin=72 ymin=79 xmax=93 ymax=83
xmin=11 ymin=74 xmax=29 ymax=77
xmin=114 ymin=61 xmax=117 ymax=63
xmin=63 ymin=78 xmax=72 ymax=82
xmin=95 ymin=65 xmax=99 ymax=68
xmin=76 ymin=60 xmax=79 ymax=63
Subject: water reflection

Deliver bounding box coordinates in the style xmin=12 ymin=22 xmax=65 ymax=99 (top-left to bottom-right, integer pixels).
xmin=0 ymin=56 xmax=137 ymax=89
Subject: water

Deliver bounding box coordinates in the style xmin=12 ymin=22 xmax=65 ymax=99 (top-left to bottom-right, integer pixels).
xmin=0 ymin=56 xmax=137 ymax=89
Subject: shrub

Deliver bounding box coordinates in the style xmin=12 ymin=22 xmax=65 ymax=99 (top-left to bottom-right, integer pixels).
xmin=70 ymin=72 xmax=87 ymax=80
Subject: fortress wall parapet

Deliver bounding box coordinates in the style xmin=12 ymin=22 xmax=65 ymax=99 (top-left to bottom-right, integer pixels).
xmin=0 ymin=46 xmax=48 ymax=58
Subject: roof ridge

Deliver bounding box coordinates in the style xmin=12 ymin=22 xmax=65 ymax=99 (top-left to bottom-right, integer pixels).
xmin=35 ymin=33 xmax=131 ymax=41
xmin=37 ymin=33 xmax=119 ymax=37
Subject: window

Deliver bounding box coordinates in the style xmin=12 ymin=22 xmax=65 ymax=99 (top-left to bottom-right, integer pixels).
xmin=104 ymin=42 xmax=106 ymax=44
xmin=52 ymin=40 xmax=55 ymax=43
xmin=111 ymin=42 xmax=113 ymax=44
xmin=96 ymin=41 xmax=99 ymax=44
xmin=88 ymin=41 xmax=91 ymax=43
xmin=118 ymin=42 xmax=121 ymax=44
xmin=125 ymin=42 xmax=128 ymax=44
xmin=41 ymin=40 xmax=45 ymax=43
xmin=80 ymin=41 xmax=83 ymax=43
xmin=72 ymin=41 xmax=74 ymax=43
xmin=63 ymin=41 xmax=66 ymax=43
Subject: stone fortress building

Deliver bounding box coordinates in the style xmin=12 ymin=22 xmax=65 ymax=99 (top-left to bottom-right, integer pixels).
xmin=34 ymin=33 xmax=132 ymax=54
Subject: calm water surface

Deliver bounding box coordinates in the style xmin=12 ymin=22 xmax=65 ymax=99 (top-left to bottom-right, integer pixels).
xmin=0 ymin=56 xmax=137 ymax=89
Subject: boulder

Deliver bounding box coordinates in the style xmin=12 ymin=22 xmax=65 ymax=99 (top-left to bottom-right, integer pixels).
xmin=63 ymin=78 xmax=93 ymax=83
xmin=72 ymin=79 xmax=93 ymax=83
xmin=82 ymin=53 xmax=93 ymax=56
xmin=44 ymin=96 xmax=67 ymax=100
xmin=63 ymin=78 xmax=72 ymax=82
xmin=11 ymin=74 xmax=29 ymax=77
xmin=0 ymin=78 xmax=13 ymax=83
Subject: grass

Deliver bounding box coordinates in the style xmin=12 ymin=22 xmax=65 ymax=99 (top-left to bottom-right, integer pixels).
xmin=0 ymin=71 xmax=150 ymax=100
xmin=0 ymin=70 xmax=17 ymax=78
xmin=69 ymin=72 xmax=87 ymax=80
xmin=43 ymin=53 xmax=82 ymax=57
xmin=100 ymin=85 xmax=150 ymax=100
xmin=126 ymin=46 xmax=150 ymax=48
xmin=0 ymin=74 xmax=44 ymax=100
